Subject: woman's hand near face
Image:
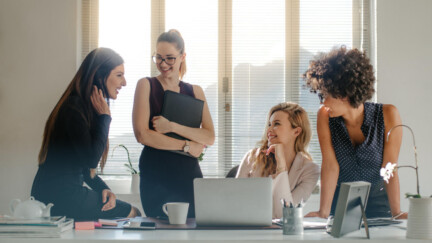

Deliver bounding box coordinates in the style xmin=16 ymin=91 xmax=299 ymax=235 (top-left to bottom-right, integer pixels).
xmin=266 ymin=144 xmax=287 ymax=171
xmin=188 ymin=141 xmax=205 ymax=158
xmin=90 ymin=86 xmax=111 ymax=116
xmin=101 ymin=189 xmax=116 ymax=211
xmin=152 ymin=116 xmax=173 ymax=133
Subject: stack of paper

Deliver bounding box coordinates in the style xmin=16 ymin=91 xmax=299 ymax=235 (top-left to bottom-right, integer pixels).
xmin=0 ymin=216 xmax=73 ymax=238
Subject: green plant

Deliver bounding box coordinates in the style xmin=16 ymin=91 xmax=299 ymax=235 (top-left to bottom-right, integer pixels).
xmin=197 ymin=146 xmax=208 ymax=162
xmin=112 ymin=144 xmax=138 ymax=174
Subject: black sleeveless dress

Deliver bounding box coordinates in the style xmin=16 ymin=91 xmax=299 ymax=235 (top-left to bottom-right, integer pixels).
xmin=329 ymin=102 xmax=391 ymax=218
xmin=139 ymin=77 xmax=203 ymax=218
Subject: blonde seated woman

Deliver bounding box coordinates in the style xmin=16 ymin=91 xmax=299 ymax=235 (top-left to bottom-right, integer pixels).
xmin=236 ymin=102 xmax=320 ymax=219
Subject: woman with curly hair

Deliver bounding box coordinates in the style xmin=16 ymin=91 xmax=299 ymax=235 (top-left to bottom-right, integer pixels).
xmin=303 ymin=46 xmax=407 ymax=219
xmin=236 ymin=102 xmax=319 ymax=219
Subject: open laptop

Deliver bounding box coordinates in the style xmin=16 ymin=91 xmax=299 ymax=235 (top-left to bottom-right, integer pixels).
xmin=193 ymin=178 xmax=272 ymax=227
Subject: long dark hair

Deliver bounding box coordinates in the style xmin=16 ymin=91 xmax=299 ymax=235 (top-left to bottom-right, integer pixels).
xmin=38 ymin=48 xmax=123 ymax=172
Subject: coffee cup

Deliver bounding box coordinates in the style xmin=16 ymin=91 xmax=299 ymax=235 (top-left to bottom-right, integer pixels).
xmin=162 ymin=202 xmax=189 ymax=225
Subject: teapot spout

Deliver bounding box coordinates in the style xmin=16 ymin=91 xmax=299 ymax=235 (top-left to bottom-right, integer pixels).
xmin=42 ymin=203 xmax=54 ymax=217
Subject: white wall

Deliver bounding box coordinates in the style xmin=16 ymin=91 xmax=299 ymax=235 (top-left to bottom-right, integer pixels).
xmin=0 ymin=0 xmax=78 ymax=213
xmin=376 ymin=0 xmax=432 ymax=210
xmin=0 ymin=0 xmax=431 ymax=215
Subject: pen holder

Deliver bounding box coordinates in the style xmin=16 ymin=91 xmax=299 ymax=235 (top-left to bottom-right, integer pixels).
xmin=282 ymin=207 xmax=303 ymax=235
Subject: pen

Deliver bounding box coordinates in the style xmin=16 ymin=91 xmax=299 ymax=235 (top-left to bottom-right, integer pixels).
xmin=289 ymin=202 xmax=294 ymax=208
xmin=297 ymin=199 xmax=304 ymax=208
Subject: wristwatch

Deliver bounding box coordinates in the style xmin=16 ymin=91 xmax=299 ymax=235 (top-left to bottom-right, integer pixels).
xmin=183 ymin=140 xmax=190 ymax=153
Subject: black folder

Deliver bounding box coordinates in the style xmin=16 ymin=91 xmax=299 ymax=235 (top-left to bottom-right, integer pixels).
xmin=161 ymin=90 xmax=204 ymax=156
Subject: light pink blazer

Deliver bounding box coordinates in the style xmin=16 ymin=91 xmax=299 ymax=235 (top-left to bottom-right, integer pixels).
xmin=236 ymin=149 xmax=320 ymax=219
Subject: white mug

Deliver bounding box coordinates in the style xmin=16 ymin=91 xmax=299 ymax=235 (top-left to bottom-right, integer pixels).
xmin=162 ymin=202 xmax=189 ymax=225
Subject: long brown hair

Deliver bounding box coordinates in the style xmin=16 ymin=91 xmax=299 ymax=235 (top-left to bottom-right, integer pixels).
xmin=157 ymin=29 xmax=187 ymax=79
xmin=38 ymin=48 xmax=123 ymax=174
xmin=253 ymin=102 xmax=312 ymax=177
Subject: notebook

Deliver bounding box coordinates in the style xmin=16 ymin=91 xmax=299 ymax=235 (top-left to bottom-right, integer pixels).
xmin=193 ymin=178 xmax=273 ymax=227
xmin=161 ymin=90 xmax=204 ymax=156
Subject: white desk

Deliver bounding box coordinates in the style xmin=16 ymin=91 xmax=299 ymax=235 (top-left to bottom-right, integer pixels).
xmin=2 ymin=221 xmax=428 ymax=243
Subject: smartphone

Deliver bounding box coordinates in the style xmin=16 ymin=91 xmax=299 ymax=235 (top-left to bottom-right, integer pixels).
xmin=122 ymin=221 xmax=156 ymax=230
xmin=140 ymin=222 xmax=157 ymax=228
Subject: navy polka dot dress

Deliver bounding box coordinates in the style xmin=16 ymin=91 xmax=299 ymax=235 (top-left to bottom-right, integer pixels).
xmin=329 ymin=102 xmax=391 ymax=218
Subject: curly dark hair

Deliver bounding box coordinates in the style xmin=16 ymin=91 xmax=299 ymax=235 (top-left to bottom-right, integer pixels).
xmin=303 ymin=46 xmax=375 ymax=108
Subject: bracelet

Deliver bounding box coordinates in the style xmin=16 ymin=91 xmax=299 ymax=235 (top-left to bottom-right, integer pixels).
xmin=391 ymin=211 xmax=405 ymax=220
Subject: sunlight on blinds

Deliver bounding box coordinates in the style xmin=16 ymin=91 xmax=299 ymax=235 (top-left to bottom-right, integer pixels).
xmin=165 ymin=0 xmax=219 ymax=177
xmin=94 ymin=0 xmax=370 ymax=176
xmin=99 ymin=0 xmax=150 ymax=174
xmin=297 ymin=0 xmax=358 ymax=164
xmin=231 ymin=0 xmax=286 ymax=170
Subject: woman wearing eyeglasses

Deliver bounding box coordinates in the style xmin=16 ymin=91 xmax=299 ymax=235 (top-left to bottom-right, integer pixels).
xmin=303 ymin=46 xmax=407 ymax=219
xmin=133 ymin=29 xmax=215 ymax=218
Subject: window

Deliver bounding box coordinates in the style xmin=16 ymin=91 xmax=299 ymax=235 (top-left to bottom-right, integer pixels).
xmin=84 ymin=0 xmax=371 ymax=177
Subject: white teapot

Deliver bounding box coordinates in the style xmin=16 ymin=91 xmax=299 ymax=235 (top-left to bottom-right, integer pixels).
xmin=10 ymin=196 xmax=54 ymax=219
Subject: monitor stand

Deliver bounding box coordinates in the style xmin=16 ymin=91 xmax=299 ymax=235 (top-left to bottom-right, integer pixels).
xmin=358 ymin=197 xmax=370 ymax=239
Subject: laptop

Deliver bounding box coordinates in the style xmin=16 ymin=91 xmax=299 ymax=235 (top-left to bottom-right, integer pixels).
xmin=193 ymin=178 xmax=272 ymax=227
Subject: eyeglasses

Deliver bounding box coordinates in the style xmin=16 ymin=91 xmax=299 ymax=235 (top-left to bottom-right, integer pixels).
xmin=317 ymin=93 xmax=325 ymax=103
xmin=152 ymin=54 xmax=181 ymax=66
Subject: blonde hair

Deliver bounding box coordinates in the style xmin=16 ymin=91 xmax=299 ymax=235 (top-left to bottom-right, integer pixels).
xmin=157 ymin=29 xmax=187 ymax=79
xmin=253 ymin=102 xmax=312 ymax=177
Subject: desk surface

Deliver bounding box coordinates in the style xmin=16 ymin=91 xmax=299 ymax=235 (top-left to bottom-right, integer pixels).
xmin=2 ymin=220 xmax=427 ymax=243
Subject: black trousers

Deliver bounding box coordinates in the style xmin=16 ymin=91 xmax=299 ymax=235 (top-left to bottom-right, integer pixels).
xmin=139 ymin=146 xmax=203 ymax=218
xmin=31 ymin=169 xmax=132 ymax=221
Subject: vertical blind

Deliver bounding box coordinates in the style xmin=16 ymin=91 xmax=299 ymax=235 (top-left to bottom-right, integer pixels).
xmin=97 ymin=0 xmax=151 ymax=174
xmin=83 ymin=0 xmax=371 ymax=177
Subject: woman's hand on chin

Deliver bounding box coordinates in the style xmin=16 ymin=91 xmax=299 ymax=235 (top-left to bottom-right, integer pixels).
xmin=267 ymin=144 xmax=287 ymax=170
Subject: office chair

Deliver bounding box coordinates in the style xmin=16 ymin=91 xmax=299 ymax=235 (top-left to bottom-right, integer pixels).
xmin=225 ymin=165 xmax=239 ymax=178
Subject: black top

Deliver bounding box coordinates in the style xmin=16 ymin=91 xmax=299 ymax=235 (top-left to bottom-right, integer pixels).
xmin=147 ymin=77 xmax=195 ymax=130
xmin=36 ymin=95 xmax=111 ymax=191
xmin=329 ymin=102 xmax=391 ymax=217
xmin=31 ymin=95 xmax=135 ymax=221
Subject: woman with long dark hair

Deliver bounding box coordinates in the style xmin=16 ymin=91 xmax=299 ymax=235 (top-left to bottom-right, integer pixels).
xmin=32 ymin=47 xmax=140 ymax=221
